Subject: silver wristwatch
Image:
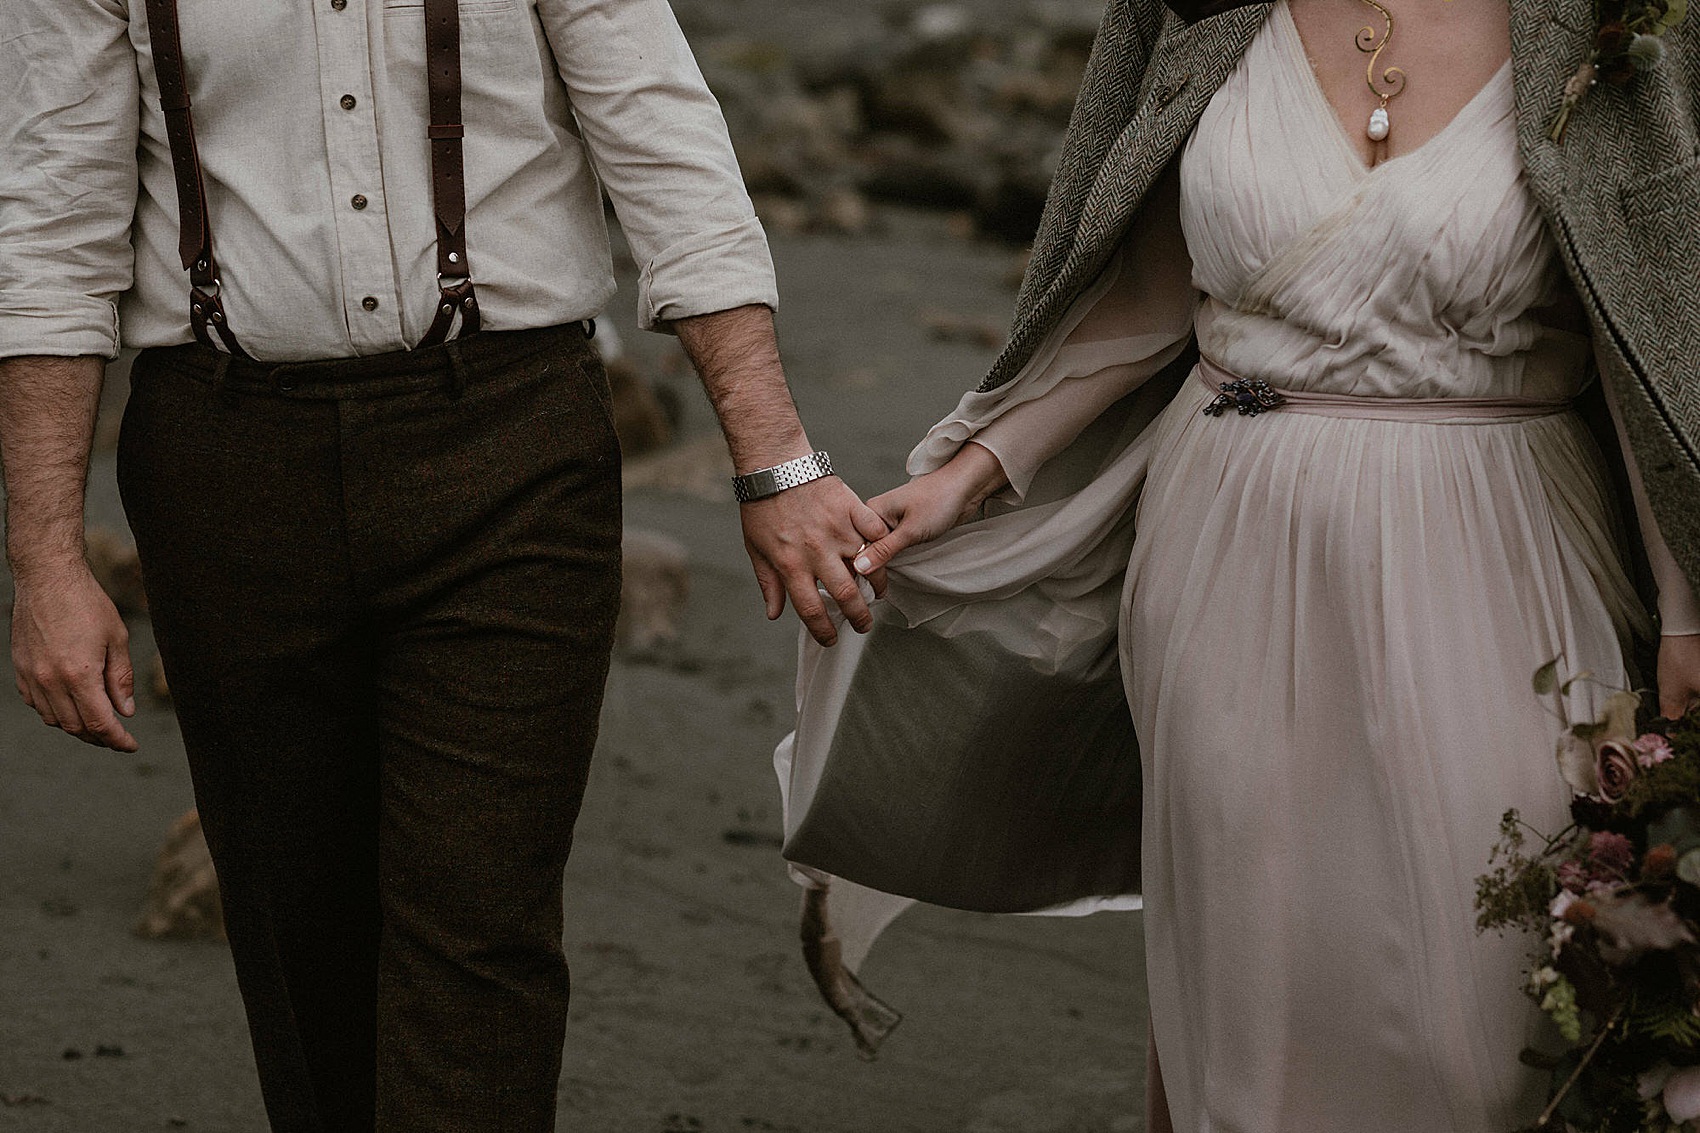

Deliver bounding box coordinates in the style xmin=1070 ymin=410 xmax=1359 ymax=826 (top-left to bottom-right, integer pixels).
xmin=732 ymin=451 xmax=835 ymax=503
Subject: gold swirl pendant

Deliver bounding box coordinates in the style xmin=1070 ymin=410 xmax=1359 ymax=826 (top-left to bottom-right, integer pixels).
xmin=1356 ymin=0 xmax=1407 ymax=141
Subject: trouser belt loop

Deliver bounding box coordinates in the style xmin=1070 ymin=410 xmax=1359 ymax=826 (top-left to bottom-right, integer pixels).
xmin=210 ymin=351 xmax=231 ymax=392
xmin=445 ymin=339 xmax=468 ymax=400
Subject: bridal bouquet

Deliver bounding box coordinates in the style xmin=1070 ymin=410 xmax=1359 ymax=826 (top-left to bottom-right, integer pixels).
xmin=1477 ymin=662 xmax=1700 ymax=1133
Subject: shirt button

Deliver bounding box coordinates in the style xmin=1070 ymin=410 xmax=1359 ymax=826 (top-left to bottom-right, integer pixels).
xmin=339 ymin=94 xmax=357 ymax=111
xmin=361 ymin=296 xmax=379 ymax=312
xmin=351 ymin=194 xmax=368 ymax=210
xmin=330 ymin=0 xmax=346 ymax=9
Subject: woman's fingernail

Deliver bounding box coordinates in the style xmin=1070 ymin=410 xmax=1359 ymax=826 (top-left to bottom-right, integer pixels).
xmin=854 ymin=556 xmax=872 ymax=574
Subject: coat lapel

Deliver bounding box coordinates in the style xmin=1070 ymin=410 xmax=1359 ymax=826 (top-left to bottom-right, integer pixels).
xmin=996 ymin=5 xmax=1271 ymax=390
xmin=1510 ymin=0 xmax=1598 ymax=211
xmin=1072 ymin=5 xmax=1271 ymax=259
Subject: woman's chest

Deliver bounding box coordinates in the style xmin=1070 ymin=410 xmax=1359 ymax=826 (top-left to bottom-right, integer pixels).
xmin=1176 ymin=0 xmax=1560 ymax=314
xmin=1286 ymin=0 xmax=1513 ymax=167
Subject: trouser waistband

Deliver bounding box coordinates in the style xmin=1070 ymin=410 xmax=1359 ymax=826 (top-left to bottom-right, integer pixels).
xmin=136 ymin=321 xmax=594 ymax=400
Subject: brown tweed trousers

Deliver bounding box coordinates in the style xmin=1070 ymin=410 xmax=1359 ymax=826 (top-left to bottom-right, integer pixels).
xmin=985 ymin=0 xmax=1700 ymax=603
xmin=117 ymin=323 xmax=621 ymax=1133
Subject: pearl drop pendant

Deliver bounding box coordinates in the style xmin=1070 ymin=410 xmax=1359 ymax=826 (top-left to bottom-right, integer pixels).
xmin=1367 ymin=106 xmax=1391 ymax=142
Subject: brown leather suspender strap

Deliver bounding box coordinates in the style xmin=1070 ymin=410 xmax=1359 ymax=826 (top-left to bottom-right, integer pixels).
xmin=144 ymin=0 xmax=249 ymax=358
xmin=418 ymin=0 xmax=481 ymax=347
xmin=141 ymin=0 xmax=480 ymax=355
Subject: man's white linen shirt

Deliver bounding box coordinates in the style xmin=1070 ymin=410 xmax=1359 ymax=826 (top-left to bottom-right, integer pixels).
xmin=0 ymin=0 xmax=779 ymax=362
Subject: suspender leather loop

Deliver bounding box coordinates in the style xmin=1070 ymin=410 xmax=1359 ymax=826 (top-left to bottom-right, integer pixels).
xmin=141 ymin=0 xmax=478 ymax=357
xmin=190 ymin=283 xmax=248 ymax=358
xmin=144 ymin=0 xmax=250 ymax=358
xmin=417 ymin=0 xmax=479 ymax=348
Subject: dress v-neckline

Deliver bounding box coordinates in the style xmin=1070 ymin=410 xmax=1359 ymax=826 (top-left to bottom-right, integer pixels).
xmin=1273 ymin=0 xmax=1512 ymax=179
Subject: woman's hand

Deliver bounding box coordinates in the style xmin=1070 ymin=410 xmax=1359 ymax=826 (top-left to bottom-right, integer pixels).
xmin=852 ymin=442 xmax=1010 ymax=595
xmin=1658 ymin=634 xmax=1700 ymax=720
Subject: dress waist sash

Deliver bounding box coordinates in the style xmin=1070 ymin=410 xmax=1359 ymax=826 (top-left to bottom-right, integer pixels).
xmin=1196 ymin=356 xmax=1574 ymax=424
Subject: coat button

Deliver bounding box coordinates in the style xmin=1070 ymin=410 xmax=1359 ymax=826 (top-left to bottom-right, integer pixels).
xmin=351 ymin=194 xmax=368 ymax=210
xmin=361 ymin=296 xmax=379 ymax=311
xmin=1152 ymin=75 xmax=1191 ymax=109
xmin=340 ymin=94 xmax=357 ymax=111
xmin=330 ymin=0 xmax=346 ymax=9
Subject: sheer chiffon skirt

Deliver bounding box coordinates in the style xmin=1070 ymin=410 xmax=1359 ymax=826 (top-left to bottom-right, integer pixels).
xmin=1123 ymin=375 xmax=1644 ymax=1132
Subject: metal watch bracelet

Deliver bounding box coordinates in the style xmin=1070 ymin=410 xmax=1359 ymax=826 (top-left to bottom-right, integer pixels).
xmin=732 ymin=451 xmax=834 ymax=503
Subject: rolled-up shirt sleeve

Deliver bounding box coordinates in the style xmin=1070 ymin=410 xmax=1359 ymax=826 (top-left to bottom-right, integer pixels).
xmin=536 ymin=0 xmax=777 ymax=331
xmin=0 ymin=0 xmax=139 ymax=360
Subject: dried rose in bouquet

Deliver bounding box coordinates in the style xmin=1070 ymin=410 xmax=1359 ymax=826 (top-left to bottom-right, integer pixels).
xmin=1477 ymin=662 xmax=1700 ymax=1132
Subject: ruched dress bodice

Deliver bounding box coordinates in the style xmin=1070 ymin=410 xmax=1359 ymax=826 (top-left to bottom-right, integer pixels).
xmin=1184 ymin=3 xmax=1587 ymax=405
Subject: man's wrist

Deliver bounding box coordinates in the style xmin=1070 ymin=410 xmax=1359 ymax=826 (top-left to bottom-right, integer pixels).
xmin=7 ymin=547 xmax=90 ymax=588
xmin=726 ymin=425 xmax=813 ymax=478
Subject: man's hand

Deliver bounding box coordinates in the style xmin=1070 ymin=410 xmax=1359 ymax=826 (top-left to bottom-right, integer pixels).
xmin=673 ymin=305 xmax=889 ymax=646
xmin=1 ymin=353 xmax=138 ymax=747
xmin=740 ymin=475 xmax=889 ymax=647
xmin=11 ymin=562 xmax=137 ymax=751
xmin=1658 ymin=633 xmax=1700 ymax=721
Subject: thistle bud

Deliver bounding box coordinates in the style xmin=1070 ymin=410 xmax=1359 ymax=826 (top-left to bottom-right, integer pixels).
xmin=1627 ymin=34 xmax=1668 ymax=69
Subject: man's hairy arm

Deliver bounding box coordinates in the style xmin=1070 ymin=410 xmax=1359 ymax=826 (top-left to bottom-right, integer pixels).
xmin=0 ymin=355 xmax=137 ymax=751
xmin=674 ymin=305 xmax=889 ymax=647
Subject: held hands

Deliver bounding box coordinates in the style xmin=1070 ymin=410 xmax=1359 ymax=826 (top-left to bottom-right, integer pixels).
xmin=671 ymin=307 xmax=1008 ymax=648
xmin=740 ymin=474 xmax=891 ymax=647
xmin=11 ymin=561 xmax=138 ymax=752
xmin=1659 ymin=633 xmax=1700 ymax=721
xmin=851 ymin=441 xmax=1010 ymax=586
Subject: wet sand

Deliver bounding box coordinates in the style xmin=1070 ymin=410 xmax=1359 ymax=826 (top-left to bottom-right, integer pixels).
xmin=0 ymin=217 xmax=1150 ymax=1132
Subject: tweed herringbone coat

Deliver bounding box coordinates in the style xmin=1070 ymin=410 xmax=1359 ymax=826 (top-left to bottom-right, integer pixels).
xmin=985 ymin=0 xmax=1699 ymax=596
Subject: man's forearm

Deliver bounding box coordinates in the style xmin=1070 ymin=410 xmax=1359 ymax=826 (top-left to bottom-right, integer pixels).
xmin=673 ymin=305 xmax=811 ymax=473
xmin=672 ymin=304 xmax=886 ymax=644
xmin=0 ymin=355 xmax=105 ymax=580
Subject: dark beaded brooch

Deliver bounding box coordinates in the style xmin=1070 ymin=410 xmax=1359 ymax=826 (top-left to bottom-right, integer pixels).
xmin=1202 ymin=378 xmax=1286 ymax=418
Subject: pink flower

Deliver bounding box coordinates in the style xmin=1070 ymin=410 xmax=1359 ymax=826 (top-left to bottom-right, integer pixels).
xmin=1557 ymin=860 xmax=1589 ymax=894
xmin=1596 ymin=739 xmax=1640 ymax=803
xmin=1635 ymin=733 xmax=1675 ymax=768
xmin=1588 ymin=831 xmax=1637 ymax=880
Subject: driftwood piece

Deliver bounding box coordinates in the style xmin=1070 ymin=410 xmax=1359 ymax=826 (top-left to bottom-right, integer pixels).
xmin=607 ymin=358 xmax=676 ymax=459
xmin=85 ymin=527 xmax=148 ymax=617
xmin=622 ymin=435 xmax=735 ymax=503
xmin=147 ymin=652 xmax=171 ymax=703
xmin=617 ymin=530 xmax=691 ymax=656
xmin=135 ymin=810 xmax=224 ymax=941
